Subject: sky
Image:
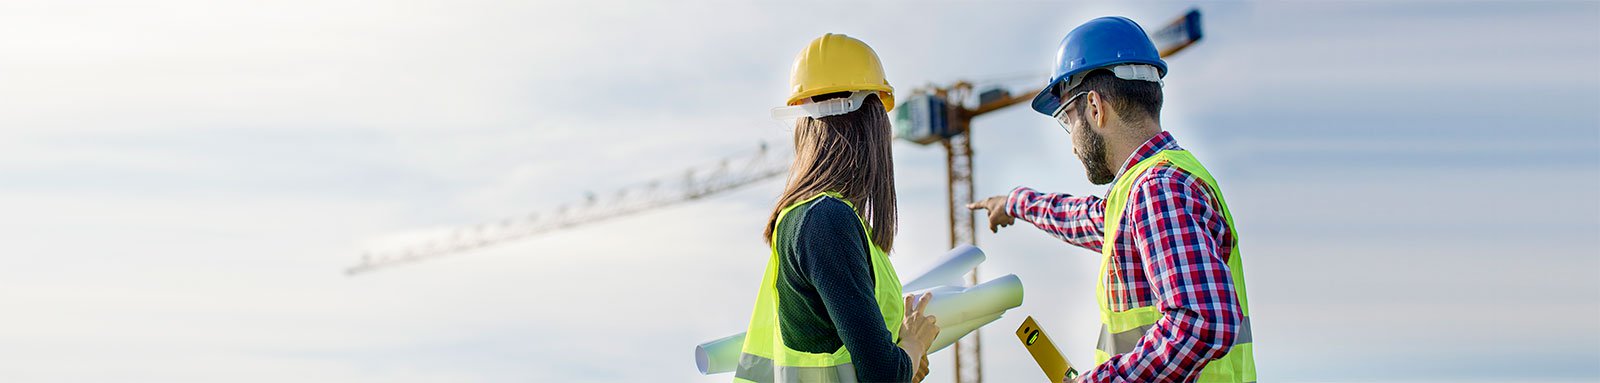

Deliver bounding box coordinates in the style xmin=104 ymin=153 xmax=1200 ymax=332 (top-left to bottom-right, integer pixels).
xmin=0 ymin=1 xmax=1597 ymax=382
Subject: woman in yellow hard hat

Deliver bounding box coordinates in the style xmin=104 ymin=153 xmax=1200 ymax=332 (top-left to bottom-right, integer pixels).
xmin=734 ymin=34 xmax=939 ymax=383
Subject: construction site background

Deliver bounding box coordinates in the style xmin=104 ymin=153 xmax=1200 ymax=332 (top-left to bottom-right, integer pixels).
xmin=0 ymin=1 xmax=1595 ymax=382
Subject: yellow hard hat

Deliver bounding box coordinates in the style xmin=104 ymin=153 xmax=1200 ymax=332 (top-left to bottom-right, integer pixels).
xmin=785 ymin=33 xmax=895 ymax=112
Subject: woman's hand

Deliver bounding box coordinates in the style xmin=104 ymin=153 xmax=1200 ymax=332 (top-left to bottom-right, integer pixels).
xmin=912 ymin=354 xmax=930 ymax=383
xmin=898 ymin=292 xmax=939 ymax=376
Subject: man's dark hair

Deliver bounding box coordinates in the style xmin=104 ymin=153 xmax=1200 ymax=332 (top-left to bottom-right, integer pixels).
xmin=1067 ymin=68 xmax=1163 ymax=124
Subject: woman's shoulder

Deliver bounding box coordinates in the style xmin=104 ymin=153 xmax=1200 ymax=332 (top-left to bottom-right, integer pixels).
xmin=795 ymin=197 xmax=868 ymax=249
xmin=800 ymin=196 xmax=859 ymax=228
xmin=792 ymin=197 xmax=869 ymax=264
xmin=776 ymin=195 xmax=864 ymax=248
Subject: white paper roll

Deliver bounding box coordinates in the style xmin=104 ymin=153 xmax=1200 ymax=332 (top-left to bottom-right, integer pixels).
xmin=928 ymin=312 xmax=1004 ymax=353
xmin=901 ymin=244 xmax=985 ymax=292
xmin=917 ymin=274 xmax=1024 ymax=327
xmin=694 ymin=332 xmax=745 ymax=375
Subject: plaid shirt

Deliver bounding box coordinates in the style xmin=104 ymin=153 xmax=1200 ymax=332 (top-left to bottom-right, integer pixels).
xmin=1005 ymin=132 xmax=1243 ymax=383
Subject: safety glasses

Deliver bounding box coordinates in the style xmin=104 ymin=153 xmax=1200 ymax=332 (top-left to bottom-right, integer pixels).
xmin=1051 ymin=91 xmax=1088 ymax=134
xmin=770 ymin=90 xmax=876 ymax=120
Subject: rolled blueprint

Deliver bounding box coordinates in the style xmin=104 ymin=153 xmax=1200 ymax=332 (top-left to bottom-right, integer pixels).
xmin=928 ymin=313 xmax=1002 ymax=353
xmin=901 ymin=244 xmax=985 ymax=292
xmin=913 ymin=274 xmax=1024 ymax=328
xmin=695 ymin=333 xmax=745 ymax=375
xmin=695 ymin=246 xmax=1024 ymax=375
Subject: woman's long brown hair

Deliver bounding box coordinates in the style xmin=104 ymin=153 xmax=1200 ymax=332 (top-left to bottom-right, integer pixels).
xmin=763 ymin=92 xmax=898 ymax=252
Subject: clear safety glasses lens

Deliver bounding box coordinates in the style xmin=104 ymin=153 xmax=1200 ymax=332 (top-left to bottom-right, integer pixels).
xmin=1052 ymin=91 xmax=1087 ymax=134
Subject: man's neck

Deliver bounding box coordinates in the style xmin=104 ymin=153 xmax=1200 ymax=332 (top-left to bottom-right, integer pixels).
xmin=1105 ymin=122 xmax=1162 ymax=175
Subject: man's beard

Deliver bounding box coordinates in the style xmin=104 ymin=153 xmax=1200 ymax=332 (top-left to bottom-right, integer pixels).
xmin=1075 ymin=118 xmax=1115 ymax=185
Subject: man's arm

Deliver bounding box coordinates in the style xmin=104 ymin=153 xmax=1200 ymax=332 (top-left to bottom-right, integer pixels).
xmin=1077 ymin=175 xmax=1241 ymax=383
xmin=1004 ymin=186 xmax=1108 ymax=253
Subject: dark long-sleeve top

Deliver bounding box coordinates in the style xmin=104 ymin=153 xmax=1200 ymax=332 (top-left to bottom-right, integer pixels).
xmin=773 ymin=196 xmax=912 ymax=382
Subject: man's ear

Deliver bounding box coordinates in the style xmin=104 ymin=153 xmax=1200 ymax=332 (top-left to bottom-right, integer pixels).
xmin=1087 ymin=91 xmax=1108 ymax=129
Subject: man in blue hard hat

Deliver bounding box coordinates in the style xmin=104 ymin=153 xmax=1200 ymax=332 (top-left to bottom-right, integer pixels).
xmin=968 ymin=16 xmax=1258 ymax=382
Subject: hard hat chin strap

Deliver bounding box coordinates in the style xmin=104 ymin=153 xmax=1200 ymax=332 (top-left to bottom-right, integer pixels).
xmin=1110 ymin=64 xmax=1163 ymax=85
xmin=770 ymin=90 xmax=876 ymax=120
xmin=1062 ymin=64 xmax=1165 ymax=95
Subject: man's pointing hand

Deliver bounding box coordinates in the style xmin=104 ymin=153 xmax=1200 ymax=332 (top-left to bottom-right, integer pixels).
xmin=966 ymin=195 xmax=1016 ymax=233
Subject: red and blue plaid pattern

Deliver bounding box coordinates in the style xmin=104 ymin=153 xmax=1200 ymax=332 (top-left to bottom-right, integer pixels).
xmin=1006 ymin=132 xmax=1243 ymax=382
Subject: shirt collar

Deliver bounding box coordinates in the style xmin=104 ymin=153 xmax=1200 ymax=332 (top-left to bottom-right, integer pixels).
xmin=1107 ymin=131 xmax=1181 ymax=187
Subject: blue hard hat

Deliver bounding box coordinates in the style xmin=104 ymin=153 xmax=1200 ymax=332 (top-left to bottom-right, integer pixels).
xmin=1030 ymin=16 xmax=1167 ymax=116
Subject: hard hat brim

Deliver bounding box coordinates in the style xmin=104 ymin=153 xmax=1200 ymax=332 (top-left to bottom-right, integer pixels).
xmin=1030 ymin=80 xmax=1064 ymax=116
xmin=1030 ymin=61 xmax=1166 ymax=116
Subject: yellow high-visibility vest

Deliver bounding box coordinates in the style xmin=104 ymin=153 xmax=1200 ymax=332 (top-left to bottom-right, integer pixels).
xmin=735 ymin=192 xmax=904 ymax=383
xmin=1096 ymin=150 xmax=1257 ymax=382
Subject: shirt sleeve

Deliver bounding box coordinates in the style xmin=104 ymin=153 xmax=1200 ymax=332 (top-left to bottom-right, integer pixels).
xmin=1005 ymin=186 xmax=1108 ymax=252
xmin=796 ymin=198 xmax=913 ymax=382
xmin=1078 ymin=174 xmax=1242 ymax=383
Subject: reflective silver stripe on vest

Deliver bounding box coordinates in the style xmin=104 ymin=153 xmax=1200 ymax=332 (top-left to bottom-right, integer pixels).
xmin=1098 ymin=316 xmax=1253 ymax=355
xmin=734 ymin=353 xmax=858 ymax=383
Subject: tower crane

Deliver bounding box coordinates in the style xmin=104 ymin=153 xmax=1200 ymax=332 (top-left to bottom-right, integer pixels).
xmin=345 ymin=142 xmax=793 ymax=275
